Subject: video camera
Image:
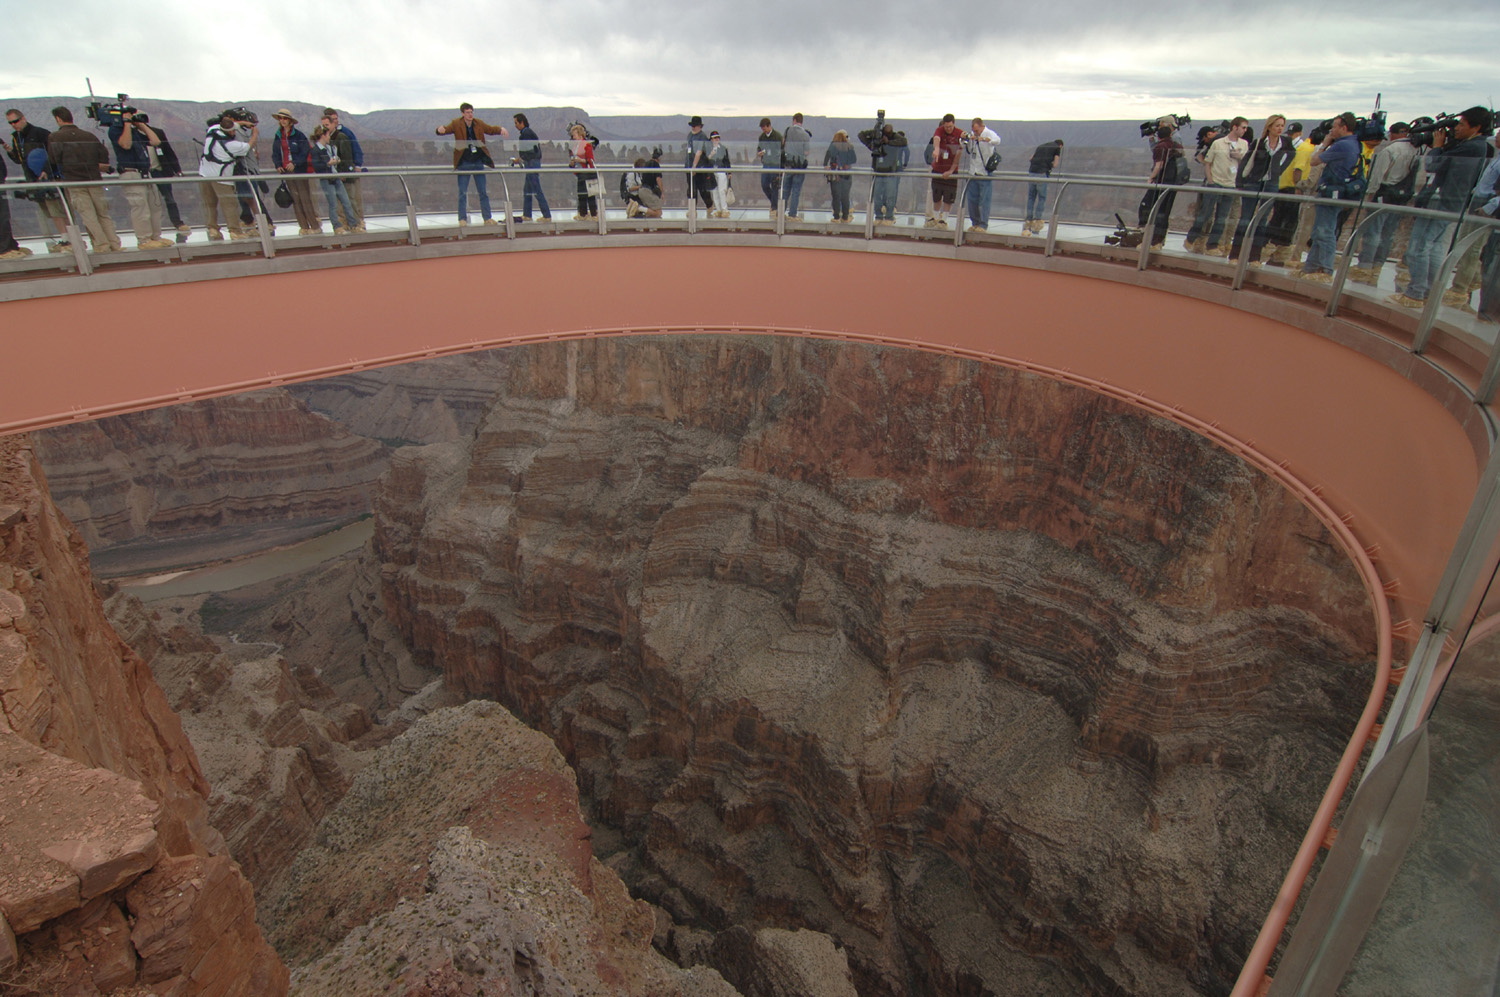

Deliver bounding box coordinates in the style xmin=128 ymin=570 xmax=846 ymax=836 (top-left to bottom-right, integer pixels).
xmin=1139 ymin=113 xmax=1191 ymax=139
xmin=1407 ymin=113 xmax=1460 ymax=149
xmin=86 ymin=93 xmax=135 ymax=128
xmin=207 ymin=106 xmax=259 ymax=130
xmin=1310 ymin=110 xmax=1387 ymax=146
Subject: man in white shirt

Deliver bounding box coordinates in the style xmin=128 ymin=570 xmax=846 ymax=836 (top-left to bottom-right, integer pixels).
xmin=198 ymin=111 xmax=258 ymax=240
xmin=1183 ymin=116 xmax=1248 ymax=255
xmin=961 ymin=117 xmax=1001 ymax=233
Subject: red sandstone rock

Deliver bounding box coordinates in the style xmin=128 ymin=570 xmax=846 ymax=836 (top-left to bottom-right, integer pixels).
xmin=0 ymin=435 xmax=287 ymax=995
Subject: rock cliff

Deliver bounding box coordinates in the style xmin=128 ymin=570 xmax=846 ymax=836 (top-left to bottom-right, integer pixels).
xmin=266 ymin=700 xmax=741 ymax=996
xmin=0 ymin=435 xmax=286 ymax=995
xmin=373 ymin=336 xmax=1376 ymax=995
xmin=34 ymin=388 xmax=387 ymax=576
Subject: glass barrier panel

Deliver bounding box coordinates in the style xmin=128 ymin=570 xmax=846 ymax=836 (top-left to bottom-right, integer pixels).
xmin=1338 ymin=625 xmax=1500 ymax=995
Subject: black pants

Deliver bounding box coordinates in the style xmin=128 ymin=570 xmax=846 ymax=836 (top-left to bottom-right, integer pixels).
xmin=0 ymin=192 xmax=18 ymax=252
xmin=1139 ymin=186 xmax=1177 ymax=244
xmin=574 ymin=174 xmax=597 ymax=217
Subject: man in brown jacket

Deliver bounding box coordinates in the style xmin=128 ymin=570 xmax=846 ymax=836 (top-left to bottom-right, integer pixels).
xmin=435 ymin=103 xmax=509 ymax=225
xmin=46 ymin=106 xmax=121 ymax=252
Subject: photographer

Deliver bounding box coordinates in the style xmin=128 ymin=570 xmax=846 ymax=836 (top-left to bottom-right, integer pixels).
xmin=108 ymin=105 xmax=173 ymax=249
xmin=1392 ymin=106 xmax=1492 ymax=307
xmin=1350 ymin=122 xmax=1425 ymax=284
xmin=1301 ymin=112 xmax=1361 ymax=280
xmin=858 ymin=119 xmax=907 ymax=225
xmin=133 ymin=113 xmax=193 ymax=242
xmin=1143 ymin=124 xmax=1187 ymax=248
xmin=197 ymin=110 xmax=258 ymax=241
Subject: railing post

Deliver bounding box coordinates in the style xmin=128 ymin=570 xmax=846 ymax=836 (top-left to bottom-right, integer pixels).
xmin=1044 ymin=181 xmax=1069 ymax=257
xmin=954 ymin=176 xmax=968 ymax=248
xmin=253 ymin=194 xmax=275 ymax=259
xmin=395 ymin=175 xmax=421 ymax=247
xmin=1136 ymin=184 xmax=1172 ymax=271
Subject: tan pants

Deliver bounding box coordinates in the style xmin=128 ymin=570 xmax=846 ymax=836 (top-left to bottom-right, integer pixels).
xmin=344 ymin=176 xmax=364 ymax=222
xmin=118 ymin=168 xmax=163 ymax=243
xmin=66 ymin=186 xmax=120 ymax=250
xmin=284 ymin=176 xmax=320 ymax=231
xmin=200 ymin=180 xmax=251 ymax=235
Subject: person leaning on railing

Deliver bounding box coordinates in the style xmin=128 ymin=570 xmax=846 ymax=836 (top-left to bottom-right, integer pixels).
xmin=46 ymin=106 xmax=121 ymax=253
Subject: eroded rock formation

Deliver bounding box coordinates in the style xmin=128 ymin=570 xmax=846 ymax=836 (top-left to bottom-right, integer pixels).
xmin=0 ymin=435 xmax=286 ymax=995
xmin=34 ymin=388 xmax=387 ymax=575
xmin=373 ymin=336 xmax=1376 ymax=995
xmin=266 ymin=700 xmax=739 ymax=996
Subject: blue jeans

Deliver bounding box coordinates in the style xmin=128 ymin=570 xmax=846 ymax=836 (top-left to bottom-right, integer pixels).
xmin=1186 ymin=184 xmax=1234 ymax=247
xmin=965 ymin=177 xmax=993 ymax=228
xmin=1026 ymin=180 xmax=1048 ymax=221
xmin=1305 ymin=198 xmax=1345 ymax=273
xmin=873 ymin=174 xmax=899 ymax=220
xmin=1404 ymin=216 xmax=1453 ymax=301
xmin=783 ymin=170 xmax=805 ymax=216
xmin=320 ymin=178 xmax=357 ymax=228
xmin=456 ymin=167 xmax=491 ymax=221
xmin=522 ymin=170 xmax=551 ymax=219
xmin=760 ymin=171 xmax=780 ymax=211
xmin=1356 ymin=208 xmax=1403 ymax=270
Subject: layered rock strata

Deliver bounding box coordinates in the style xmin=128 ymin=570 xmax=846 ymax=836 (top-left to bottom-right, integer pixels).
xmin=0 ymin=435 xmax=286 ymax=994
xmin=34 ymin=388 xmax=387 ymax=575
xmin=267 ymin=700 xmax=739 ymax=996
xmin=286 ymin=352 xmax=512 ymax=447
xmin=374 ymin=336 xmax=1375 ymax=995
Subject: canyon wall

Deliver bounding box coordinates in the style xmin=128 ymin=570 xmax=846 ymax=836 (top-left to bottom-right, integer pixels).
xmin=373 ymin=335 xmax=1376 ymax=995
xmin=34 ymin=388 xmax=388 ymax=575
xmin=0 ymin=435 xmax=286 ymax=995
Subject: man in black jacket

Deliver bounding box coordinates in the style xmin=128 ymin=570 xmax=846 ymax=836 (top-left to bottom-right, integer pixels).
xmin=1393 ymin=106 xmax=1493 ymax=307
xmin=858 ymin=123 xmax=907 ymax=224
xmin=134 ymin=114 xmax=193 ymax=241
xmin=6 ymin=109 xmax=70 ymax=249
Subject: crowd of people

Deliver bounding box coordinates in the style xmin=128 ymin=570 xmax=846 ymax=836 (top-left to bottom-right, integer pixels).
xmin=3 ymin=100 xmax=1497 ymax=320
xmin=1140 ymin=106 xmax=1498 ymax=314
xmin=2 ymin=102 xmax=367 ymax=258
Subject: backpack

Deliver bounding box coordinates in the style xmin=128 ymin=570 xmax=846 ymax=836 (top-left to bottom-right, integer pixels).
xmin=1165 ymin=150 xmax=1191 ymax=185
xmin=619 ymin=171 xmax=631 ymax=202
xmin=1375 ymin=152 xmax=1419 ymax=204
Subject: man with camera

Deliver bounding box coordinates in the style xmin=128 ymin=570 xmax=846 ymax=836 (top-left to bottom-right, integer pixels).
xmin=961 ymin=117 xmax=1001 ymax=233
xmin=859 ymin=117 xmax=907 ymax=225
xmin=1391 ymin=106 xmax=1493 ymax=307
xmin=132 ymin=113 xmax=193 ymax=243
xmin=46 ymin=106 xmax=121 ymax=253
xmin=198 ymin=110 xmax=258 ymax=241
xmin=1300 ymin=112 xmax=1361 ymax=281
xmin=108 ymin=105 xmax=173 ymax=249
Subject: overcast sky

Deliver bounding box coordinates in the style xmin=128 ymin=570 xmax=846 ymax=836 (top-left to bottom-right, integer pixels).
xmin=4 ymin=0 xmax=1493 ymax=122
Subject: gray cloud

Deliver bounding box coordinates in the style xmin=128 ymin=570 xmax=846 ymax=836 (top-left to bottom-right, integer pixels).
xmin=4 ymin=0 xmax=1493 ymax=120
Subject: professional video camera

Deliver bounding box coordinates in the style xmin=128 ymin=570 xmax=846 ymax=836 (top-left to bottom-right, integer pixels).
xmin=1408 ymin=113 xmax=1460 ymax=148
xmin=86 ymin=93 xmax=135 ymax=128
xmin=207 ymin=106 xmax=259 ymax=129
xmin=1104 ymin=212 xmax=1144 ymax=248
xmin=1139 ymin=113 xmax=1191 ymax=139
xmin=1310 ymin=109 xmax=1388 ymax=146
